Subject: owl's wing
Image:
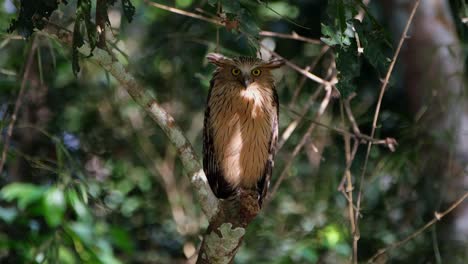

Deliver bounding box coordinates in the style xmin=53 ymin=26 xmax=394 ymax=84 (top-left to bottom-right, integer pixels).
xmin=203 ymin=79 xmax=236 ymax=199
xmin=257 ymin=88 xmax=279 ymax=206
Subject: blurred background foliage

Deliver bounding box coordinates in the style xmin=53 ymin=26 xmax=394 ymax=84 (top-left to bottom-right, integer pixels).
xmin=0 ymin=0 xmax=467 ymax=263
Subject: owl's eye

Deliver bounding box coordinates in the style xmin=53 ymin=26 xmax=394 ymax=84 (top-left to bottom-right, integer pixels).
xmin=251 ymin=69 xmax=261 ymax=76
xmin=231 ymin=68 xmax=241 ymax=76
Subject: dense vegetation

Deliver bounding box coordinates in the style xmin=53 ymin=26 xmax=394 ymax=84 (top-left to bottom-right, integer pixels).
xmin=0 ymin=0 xmax=466 ymax=263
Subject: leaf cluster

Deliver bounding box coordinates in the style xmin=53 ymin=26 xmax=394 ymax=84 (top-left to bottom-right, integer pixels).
xmin=321 ymin=0 xmax=392 ymax=97
xmin=8 ymin=0 xmax=136 ymax=75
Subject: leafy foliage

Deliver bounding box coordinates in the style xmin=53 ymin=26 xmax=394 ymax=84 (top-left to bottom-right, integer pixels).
xmin=321 ymin=0 xmax=391 ymax=97
xmin=73 ymin=0 xmax=96 ymax=74
xmin=121 ymin=0 xmax=136 ymax=23
xmin=7 ymin=0 xmax=67 ymax=37
xmin=0 ymin=0 xmax=466 ymax=263
xmin=7 ymin=0 xmax=135 ymax=75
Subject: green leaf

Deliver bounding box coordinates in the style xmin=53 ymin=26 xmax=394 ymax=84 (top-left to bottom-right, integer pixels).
xmin=335 ymin=44 xmax=361 ymax=97
xmin=68 ymin=222 xmax=93 ymax=245
xmin=354 ymin=18 xmax=392 ymax=75
xmin=43 ymin=187 xmax=66 ymax=227
xmin=321 ymin=0 xmax=358 ymax=48
xmin=67 ymin=189 xmax=90 ymax=220
xmin=337 ymin=1 xmax=346 ymax=33
xmin=58 ymin=246 xmax=76 ymax=264
xmin=0 ymin=183 xmax=46 ymax=209
xmin=110 ymin=227 xmax=134 ymax=253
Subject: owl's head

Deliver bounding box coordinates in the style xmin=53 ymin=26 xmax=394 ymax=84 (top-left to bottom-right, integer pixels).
xmin=207 ymin=53 xmax=284 ymax=88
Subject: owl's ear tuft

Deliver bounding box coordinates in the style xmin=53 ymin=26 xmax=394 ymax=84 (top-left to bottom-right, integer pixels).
xmin=206 ymin=53 xmax=232 ymax=67
xmin=262 ymin=58 xmax=285 ymax=69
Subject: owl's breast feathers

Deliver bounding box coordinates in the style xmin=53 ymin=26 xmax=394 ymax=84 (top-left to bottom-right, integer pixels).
xmin=203 ymin=80 xmax=279 ymax=202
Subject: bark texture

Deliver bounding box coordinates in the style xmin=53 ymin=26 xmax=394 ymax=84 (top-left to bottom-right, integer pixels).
xmin=197 ymin=190 xmax=260 ymax=264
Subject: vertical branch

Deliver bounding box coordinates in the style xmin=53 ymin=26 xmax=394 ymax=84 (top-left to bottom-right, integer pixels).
xmin=0 ymin=37 xmax=38 ymax=175
xmin=355 ymin=0 xmax=420 ymax=262
xmin=339 ymin=99 xmax=360 ymax=264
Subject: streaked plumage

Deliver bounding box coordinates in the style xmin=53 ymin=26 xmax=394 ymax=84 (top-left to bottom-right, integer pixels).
xmin=203 ymin=53 xmax=284 ymax=206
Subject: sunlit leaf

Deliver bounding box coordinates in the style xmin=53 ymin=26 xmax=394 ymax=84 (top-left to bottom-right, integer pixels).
xmin=43 ymin=187 xmax=66 ymax=227
xmin=0 ymin=183 xmax=46 ymax=209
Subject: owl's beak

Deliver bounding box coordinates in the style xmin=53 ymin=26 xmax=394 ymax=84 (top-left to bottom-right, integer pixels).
xmin=242 ymin=76 xmax=252 ymax=88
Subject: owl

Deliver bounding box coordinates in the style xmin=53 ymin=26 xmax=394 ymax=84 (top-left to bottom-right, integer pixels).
xmin=203 ymin=53 xmax=284 ymax=206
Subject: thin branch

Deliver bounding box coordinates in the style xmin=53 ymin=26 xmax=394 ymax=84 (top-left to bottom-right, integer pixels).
xmin=145 ymin=1 xmax=323 ymax=47
xmin=278 ymin=87 xmax=323 ymax=151
xmin=356 ymin=1 xmax=420 ymax=262
xmin=367 ymin=191 xmax=468 ymax=263
xmin=145 ymin=0 xmax=223 ymax=26
xmin=341 ymin=101 xmax=359 ymax=264
xmin=289 ymin=46 xmax=330 ymax=107
xmin=145 ymin=1 xmax=332 ymax=87
xmin=284 ymin=106 xmax=397 ymax=148
xmin=268 ymin=84 xmax=333 ymax=200
xmin=261 ymin=43 xmax=333 ymax=86
xmin=75 ymin=44 xmax=219 ymax=219
xmin=259 ymin=30 xmax=321 ymax=45
xmin=0 ymin=37 xmax=38 ymax=175
xmin=279 ymin=49 xmax=333 ymax=150
xmin=343 ymin=94 xmax=361 ymax=135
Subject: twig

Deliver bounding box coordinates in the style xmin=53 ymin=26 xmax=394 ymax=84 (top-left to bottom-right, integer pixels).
xmin=259 ymin=31 xmax=321 ymax=45
xmin=367 ymin=191 xmax=468 ymax=263
xmin=356 ymin=1 xmax=420 ymax=262
xmin=339 ymin=99 xmax=360 ymax=264
xmin=278 ymin=87 xmax=323 ymax=151
xmin=343 ymin=94 xmax=361 ymax=135
xmin=261 ymin=43 xmax=333 ymax=86
xmin=342 ymin=102 xmax=360 ymax=264
xmin=284 ymin=106 xmax=396 ymax=148
xmin=279 ymin=50 xmax=333 ymax=150
xmin=268 ymin=84 xmax=333 ymax=200
xmin=0 ymin=37 xmax=38 ymax=175
xmin=355 ymin=0 xmax=370 ymax=22
xmin=145 ymin=0 xmax=223 ymax=26
xmin=146 ymin=1 xmax=332 ymax=87
xmin=145 ymin=1 xmax=323 ymax=47
xmin=289 ymin=46 xmax=330 ymax=107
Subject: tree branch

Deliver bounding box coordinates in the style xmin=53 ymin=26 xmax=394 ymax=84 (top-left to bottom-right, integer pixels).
xmin=367 ymin=191 xmax=468 ymax=263
xmin=77 ymin=44 xmax=219 ymax=219
xmin=356 ymin=1 xmax=420 ymax=261
xmin=0 ymin=37 xmax=38 ymax=175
